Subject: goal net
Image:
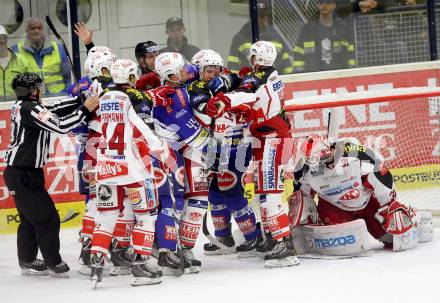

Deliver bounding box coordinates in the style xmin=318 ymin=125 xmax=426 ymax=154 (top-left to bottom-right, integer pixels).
xmin=284 ymin=87 xmax=440 ymax=214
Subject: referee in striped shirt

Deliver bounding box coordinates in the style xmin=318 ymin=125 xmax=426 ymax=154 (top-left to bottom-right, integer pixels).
xmin=3 ymin=72 xmax=98 ymax=277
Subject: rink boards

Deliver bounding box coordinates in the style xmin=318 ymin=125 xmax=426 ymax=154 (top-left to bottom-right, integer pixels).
xmin=1 ymin=61 xmax=440 ymax=234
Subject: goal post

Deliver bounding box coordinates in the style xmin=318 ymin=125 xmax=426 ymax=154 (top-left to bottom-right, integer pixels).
xmin=284 ymin=87 xmax=440 ymax=215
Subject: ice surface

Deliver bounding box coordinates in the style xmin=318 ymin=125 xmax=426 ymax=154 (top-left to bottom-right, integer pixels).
xmin=0 ymin=228 xmax=439 ymax=303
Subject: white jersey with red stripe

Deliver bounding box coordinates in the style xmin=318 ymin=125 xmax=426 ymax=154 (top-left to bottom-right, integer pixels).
xmin=228 ymin=67 xmax=283 ymax=118
xmin=96 ymin=88 xmax=162 ymax=185
xmin=226 ymin=66 xmax=289 ymax=138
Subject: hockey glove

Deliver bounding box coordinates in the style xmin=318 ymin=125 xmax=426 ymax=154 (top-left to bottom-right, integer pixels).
xmin=206 ymin=92 xmax=231 ymax=118
xmin=238 ymin=66 xmax=252 ymax=78
xmin=147 ymin=86 xmax=175 ymax=107
xmin=375 ymin=200 xmax=415 ymax=235
xmin=136 ymin=72 xmax=161 ymax=91
xmin=229 ymin=104 xmax=254 ymax=123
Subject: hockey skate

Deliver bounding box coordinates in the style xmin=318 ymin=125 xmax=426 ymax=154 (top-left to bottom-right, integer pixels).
xmin=131 ymin=253 xmax=162 ymax=286
xmin=256 ymin=232 xmax=277 ymax=257
xmin=182 ymin=247 xmax=201 ymax=273
xmin=203 ymin=235 xmax=236 ymax=256
xmin=158 ymin=249 xmax=185 ymax=276
xmin=109 ymin=242 xmax=132 ymax=276
xmin=47 ymin=261 xmax=70 ymax=278
xmin=19 ymin=259 xmax=49 ymax=276
xmin=264 ymin=237 xmax=300 ymax=268
xmin=78 ymin=237 xmax=92 ymax=275
xmin=236 ymin=236 xmax=262 ymax=258
xmin=90 ymin=253 xmax=104 ymax=289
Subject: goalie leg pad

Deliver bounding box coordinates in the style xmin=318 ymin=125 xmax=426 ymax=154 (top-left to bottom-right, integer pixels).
xmin=288 ymin=190 xmax=318 ymax=228
xmin=302 ymin=219 xmax=372 ymax=256
xmin=415 ymin=211 xmax=433 ymax=243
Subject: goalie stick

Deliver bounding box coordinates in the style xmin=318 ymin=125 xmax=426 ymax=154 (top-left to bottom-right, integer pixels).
xmin=45 ymin=16 xmax=84 ymax=102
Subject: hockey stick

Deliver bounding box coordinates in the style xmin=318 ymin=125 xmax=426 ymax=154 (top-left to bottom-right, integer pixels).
xmin=45 ymin=16 xmax=84 ymax=102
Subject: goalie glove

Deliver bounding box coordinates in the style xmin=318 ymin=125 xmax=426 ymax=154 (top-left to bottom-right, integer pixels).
xmin=374 ymin=200 xmax=415 ymax=235
xmin=206 ymin=92 xmax=231 ymax=118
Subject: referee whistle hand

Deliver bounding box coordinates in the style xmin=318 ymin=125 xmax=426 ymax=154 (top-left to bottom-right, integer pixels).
xmin=83 ymin=95 xmax=99 ymax=112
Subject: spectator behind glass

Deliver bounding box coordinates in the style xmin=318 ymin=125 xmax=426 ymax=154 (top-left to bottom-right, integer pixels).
xmin=11 ymin=17 xmax=71 ymax=96
xmin=293 ymin=0 xmax=356 ymax=73
xmin=227 ymin=0 xmax=293 ymax=75
xmin=160 ymin=17 xmax=200 ymax=61
xmin=0 ymin=25 xmax=29 ymax=101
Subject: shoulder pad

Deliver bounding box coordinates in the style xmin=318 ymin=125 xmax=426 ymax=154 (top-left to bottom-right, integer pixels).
xmin=126 ymin=88 xmax=146 ymax=101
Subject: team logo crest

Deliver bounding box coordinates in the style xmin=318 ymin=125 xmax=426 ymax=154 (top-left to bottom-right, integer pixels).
xmin=98 ymin=184 xmax=112 ymax=201
xmin=339 ymin=189 xmax=360 ymax=201
xmin=217 ymin=171 xmax=237 ymax=191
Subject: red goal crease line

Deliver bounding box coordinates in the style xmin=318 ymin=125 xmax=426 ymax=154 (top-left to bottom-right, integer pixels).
xmin=284 ymin=87 xmax=440 ymax=112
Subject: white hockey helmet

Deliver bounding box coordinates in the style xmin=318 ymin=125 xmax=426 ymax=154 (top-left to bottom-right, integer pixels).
xmin=191 ymin=49 xmax=224 ymax=74
xmin=87 ymin=45 xmax=117 ymax=62
xmin=110 ymin=58 xmax=139 ymax=86
xmin=247 ymin=40 xmax=277 ymax=68
xmin=155 ymin=52 xmax=186 ymax=82
xmin=86 ymin=55 xmax=114 ymax=79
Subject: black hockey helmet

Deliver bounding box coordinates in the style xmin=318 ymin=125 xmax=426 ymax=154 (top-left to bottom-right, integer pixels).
xmin=135 ymin=41 xmax=160 ymax=59
xmin=12 ymin=72 xmax=45 ymax=98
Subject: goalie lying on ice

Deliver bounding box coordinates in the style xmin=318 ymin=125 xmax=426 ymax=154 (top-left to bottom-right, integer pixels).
xmin=287 ymin=134 xmax=433 ymax=255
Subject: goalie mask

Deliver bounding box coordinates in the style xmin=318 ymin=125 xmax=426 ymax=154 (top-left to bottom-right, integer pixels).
xmin=299 ymin=134 xmax=332 ymax=172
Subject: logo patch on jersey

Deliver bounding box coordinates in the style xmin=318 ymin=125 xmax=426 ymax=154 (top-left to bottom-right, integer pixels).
xmin=164 ymin=225 xmax=177 ymax=241
xmin=190 ymin=212 xmax=202 ymax=221
xmin=217 ymin=171 xmax=237 ymax=191
xmin=97 ymin=185 xmax=112 ymax=201
xmin=96 ymin=161 xmax=128 ymax=180
xmin=153 ymin=168 xmax=167 ymax=188
xmin=272 ymin=80 xmax=283 ymax=91
xmin=212 ymin=215 xmax=227 ymax=230
xmin=176 ymin=166 xmax=185 ymax=187
xmin=339 ymin=189 xmax=361 ymax=201
xmin=237 ymin=218 xmax=255 ymax=234
xmin=127 ymin=188 xmax=142 ymax=206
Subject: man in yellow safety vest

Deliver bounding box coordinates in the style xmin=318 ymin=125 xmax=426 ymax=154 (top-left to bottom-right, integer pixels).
xmin=12 ymin=17 xmax=71 ymax=96
xmin=0 ymin=25 xmax=29 ymax=101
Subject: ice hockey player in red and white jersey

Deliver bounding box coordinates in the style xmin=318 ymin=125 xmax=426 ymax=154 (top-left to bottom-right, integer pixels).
xmin=90 ymin=59 xmax=164 ymax=288
xmin=76 ymin=47 xmax=116 ymax=275
xmin=292 ymin=134 xmax=433 ymax=253
xmin=206 ymin=41 xmax=298 ymax=268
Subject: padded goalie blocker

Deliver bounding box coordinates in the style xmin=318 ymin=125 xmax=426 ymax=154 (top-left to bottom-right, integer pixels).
xmin=299 ymin=219 xmax=372 ymax=256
